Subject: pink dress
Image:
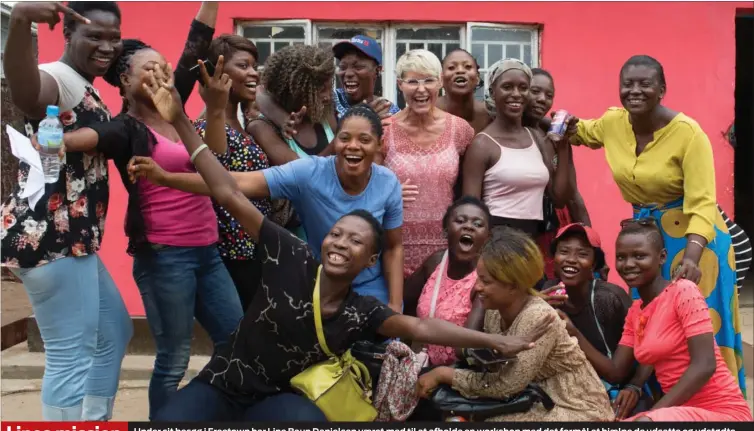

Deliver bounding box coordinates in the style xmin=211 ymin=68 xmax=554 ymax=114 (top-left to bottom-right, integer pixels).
xmin=382 ymin=113 xmax=474 ymax=276
xmin=416 ymin=258 xmax=477 ymax=366
xmin=620 ymin=279 xmax=752 ymax=422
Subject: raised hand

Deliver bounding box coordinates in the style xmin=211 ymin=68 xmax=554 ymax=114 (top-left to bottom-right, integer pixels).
xmin=143 ymin=63 xmax=183 ymax=124
xmin=366 ymin=97 xmax=393 ymax=120
xmin=401 ymin=179 xmax=419 ymax=205
xmin=281 ymin=106 xmax=307 ymax=140
xmin=198 ymin=55 xmax=232 ymax=113
xmin=11 ymin=2 xmax=90 ymax=30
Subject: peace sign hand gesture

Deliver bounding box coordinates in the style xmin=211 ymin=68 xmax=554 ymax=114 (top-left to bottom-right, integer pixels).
xmin=143 ymin=62 xmax=183 ymax=124
xmin=12 ymin=2 xmax=90 ymax=30
xmin=198 ymin=55 xmax=232 ymax=113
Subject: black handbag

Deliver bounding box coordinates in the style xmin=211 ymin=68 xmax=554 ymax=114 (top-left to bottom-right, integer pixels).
xmin=350 ymin=341 xmax=388 ymax=389
xmin=430 ymin=383 xmax=555 ymax=420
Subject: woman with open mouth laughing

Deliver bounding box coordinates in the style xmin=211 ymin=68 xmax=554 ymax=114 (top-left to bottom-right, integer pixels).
xmin=462 ymin=59 xmax=573 ymax=244
xmin=379 ymin=49 xmax=476 ymax=277
xmin=436 ymin=48 xmax=491 ymax=134
xmin=404 ymin=196 xmax=492 ymax=366
xmin=569 ymin=55 xmax=746 ymax=395
xmin=129 ymin=104 xmax=405 ymax=312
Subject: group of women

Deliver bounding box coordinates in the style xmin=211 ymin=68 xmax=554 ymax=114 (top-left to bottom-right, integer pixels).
xmin=0 ymin=0 xmax=750 ymax=423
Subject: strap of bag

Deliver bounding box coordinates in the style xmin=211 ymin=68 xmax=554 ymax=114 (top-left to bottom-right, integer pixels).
xmin=429 ymin=251 xmax=448 ymax=318
xmin=590 ymin=279 xmax=612 ymax=358
xmin=313 ymin=266 xmax=334 ymax=357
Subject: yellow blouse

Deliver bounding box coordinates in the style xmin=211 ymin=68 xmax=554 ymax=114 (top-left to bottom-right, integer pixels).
xmin=573 ymin=108 xmax=718 ymax=242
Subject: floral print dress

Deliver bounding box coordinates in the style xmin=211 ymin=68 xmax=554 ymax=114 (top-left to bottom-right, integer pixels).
xmin=2 ymin=63 xmax=110 ymax=268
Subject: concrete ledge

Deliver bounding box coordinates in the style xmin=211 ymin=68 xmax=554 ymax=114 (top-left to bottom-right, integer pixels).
xmin=27 ymin=316 xmax=215 ymax=356
xmin=1 ymin=342 xmax=210 ymax=381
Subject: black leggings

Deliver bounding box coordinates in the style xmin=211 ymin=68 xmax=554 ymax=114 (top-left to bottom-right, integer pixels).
xmin=222 ymin=256 xmax=261 ymax=311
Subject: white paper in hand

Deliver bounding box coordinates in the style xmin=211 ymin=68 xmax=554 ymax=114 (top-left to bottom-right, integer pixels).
xmin=6 ymin=125 xmax=46 ymax=210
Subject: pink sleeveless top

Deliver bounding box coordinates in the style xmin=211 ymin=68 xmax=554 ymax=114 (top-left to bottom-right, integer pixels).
xmin=416 ymin=257 xmax=477 ymax=366
xmin=479 ymin=128 xmax=550 ymax=220
xmin=139 ymin=128 xmax=218 ymax=247
xmin=382 ymin=113 xmax=474 ymax=276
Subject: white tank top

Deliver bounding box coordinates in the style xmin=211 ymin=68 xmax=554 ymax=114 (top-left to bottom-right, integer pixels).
xmin=479 ymin=128 xmax=550 ymax=220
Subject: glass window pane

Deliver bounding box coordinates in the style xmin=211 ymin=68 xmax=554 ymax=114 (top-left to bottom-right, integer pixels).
xmin=470 ymin=27 xmax=532 ymax=43
xmin=506 ymin=44 xmax=520 ymax=60
xmin=396 ymin=27 xmax=460 ymax=40
xmin=396 ymin=43 xmax=407 ymax=59
xmin=427 ymin=43 xmax=443 ymax=59
xmin=317 ymin=27 xmax=383 ymax=45
xmin=523 ymin=45 xmax=532 ymax=66
xmin=273 ymin=41 xmax=290 ymax=52
xmin=255 ymin=41 xmax=271 ymax=65
xmin=471 ymin=43 xmax=485 ymax=68
xmin=488 ymin=44 xmax=503 ymax=64
xmin=409 ymin=42 xmax=424 ymax=51
xmin=242 ymin=25 xmax=305 ymax=40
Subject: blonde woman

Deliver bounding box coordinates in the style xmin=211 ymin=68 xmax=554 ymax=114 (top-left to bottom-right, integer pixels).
xmin=417 ymin=226 xmax=614 ymax=422
xmin=378 ymin=49 xmax=475 ymax=277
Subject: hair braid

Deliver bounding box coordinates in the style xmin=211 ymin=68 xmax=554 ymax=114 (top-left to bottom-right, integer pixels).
xmin=261 ymin=45 xmax=335 ymax=122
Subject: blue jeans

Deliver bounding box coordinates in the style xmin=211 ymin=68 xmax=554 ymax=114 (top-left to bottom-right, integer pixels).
xmin=133 ymin=244 xmax=243 ymax=419
xmin=154 ymin=379 xmax=326 ymax=421
xmin=11 ymin=255 xmax=133 ymax=421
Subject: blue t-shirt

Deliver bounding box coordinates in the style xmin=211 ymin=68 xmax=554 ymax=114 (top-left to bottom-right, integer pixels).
xmin=333 ymin=88 xmax=401 ymax=121
xmin=263 ymin=156 xmax=403 ymax=304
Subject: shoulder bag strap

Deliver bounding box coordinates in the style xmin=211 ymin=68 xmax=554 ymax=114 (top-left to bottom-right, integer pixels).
xmin=313 ymin=266 xmax=334 ymax=357
xmin=429 ymin=251 xmax=449 ymax=318
xmin=590 ymin=280 xmax=612 ymax=358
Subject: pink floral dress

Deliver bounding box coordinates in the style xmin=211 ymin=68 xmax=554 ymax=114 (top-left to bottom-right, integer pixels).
xmin=416 ymin=258 xmax=477 ymax=366
xmin=382 ymin=113 xmax=474 ymax=276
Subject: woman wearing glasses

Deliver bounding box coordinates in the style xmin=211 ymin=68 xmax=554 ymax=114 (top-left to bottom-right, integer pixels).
xmin=569 ymin=55 xmax=745 ymax=395
xmin=378 ymin=49 xmax=475 ymax=277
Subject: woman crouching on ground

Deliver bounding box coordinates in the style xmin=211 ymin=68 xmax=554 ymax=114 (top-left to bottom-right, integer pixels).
xmin=135 ymin=66 xmax=553 ymax=420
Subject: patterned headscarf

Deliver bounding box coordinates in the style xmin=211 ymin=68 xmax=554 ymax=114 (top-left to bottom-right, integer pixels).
xmin=484 ymin=58 xmax=533 ymax=117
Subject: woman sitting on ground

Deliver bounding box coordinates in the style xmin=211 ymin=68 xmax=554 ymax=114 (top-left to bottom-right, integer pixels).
xmin=130 ymin=104 xmax=405 ymax=310
xmin=417 ymin=226 xmax=614 ymax=422
xmin=135 ymin=66 xmax=553 ymax=420
xmin=404 ymin=196 xmax=491 ymax=366
xmin=581 ymin=220 xmax=752 ymax=422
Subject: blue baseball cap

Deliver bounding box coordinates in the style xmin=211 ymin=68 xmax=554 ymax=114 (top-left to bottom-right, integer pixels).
xmin=332 ymin=35 xmax=382 ymax=66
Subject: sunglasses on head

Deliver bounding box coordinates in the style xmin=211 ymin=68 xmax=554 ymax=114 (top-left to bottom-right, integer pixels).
xmin=620 ymin=217 xmax=656 ymax=229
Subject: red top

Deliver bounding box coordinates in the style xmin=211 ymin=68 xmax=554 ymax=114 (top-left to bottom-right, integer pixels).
xmin=620 ymin=280 xmax=750 ymax=421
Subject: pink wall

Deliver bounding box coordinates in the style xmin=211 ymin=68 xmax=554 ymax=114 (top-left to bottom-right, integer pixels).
xmin=35 ymin=1 xmax=744 ymax=315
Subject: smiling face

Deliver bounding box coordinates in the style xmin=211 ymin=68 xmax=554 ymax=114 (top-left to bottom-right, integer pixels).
xmin=398 ymin=71 xmax=442 ymax=115
xmin=333 ymin=115 xmax=380 ymax=179
xmin=492 ymin=69 xmax=530 ymax=120
xmin=224 ymin=50 xmax=259 ymax=103
xmin=442 ymin=50 xmax=479 ymax=97
xmin=446 ymin=204 xmax=490 ymax=262
xmin=527 ymin=73 xmax=554 ymax=120
xmin=65 ymin=10 xmax=123 ymax=78
xmin=619 ymin=64 xmax=665 ymax=116
xmin=615 ymin=232 xmax=666 ymax=288
xmin=336 ymin=51 xmax=379 ymax=104
xmin=321 ymin=215 xmax=379 ymax=279
xmin=473 ymin=259 xmax=517 ymax=310
xmin=553 ymin=234 xmax=595 ymax=288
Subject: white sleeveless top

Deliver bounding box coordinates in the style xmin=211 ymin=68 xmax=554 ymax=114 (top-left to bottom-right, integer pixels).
xmin=479 ymin=128 xmax=550 ymax=220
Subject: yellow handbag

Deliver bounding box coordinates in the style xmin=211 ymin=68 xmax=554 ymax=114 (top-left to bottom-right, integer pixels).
xmin=290 ymin=266 xmax=378 ymax=422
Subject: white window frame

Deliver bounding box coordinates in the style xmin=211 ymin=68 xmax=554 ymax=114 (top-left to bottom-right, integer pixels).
xmin=234 ymin=19 xmax=312 ymax=69
xmin=236 ymin=20 xmax=540 ymax=105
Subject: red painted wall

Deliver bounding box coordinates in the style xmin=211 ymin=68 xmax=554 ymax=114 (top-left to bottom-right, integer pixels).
xmin=34 ymin=1 xmax=744 ymax=315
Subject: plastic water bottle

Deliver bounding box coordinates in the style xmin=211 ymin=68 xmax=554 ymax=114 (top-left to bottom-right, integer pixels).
xmin=37 ymin=105 xmax=64 ymax=183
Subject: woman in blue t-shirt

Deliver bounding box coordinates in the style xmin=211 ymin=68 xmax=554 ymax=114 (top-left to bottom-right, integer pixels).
xmin=129 ymin=104 xmax=404 ymax=312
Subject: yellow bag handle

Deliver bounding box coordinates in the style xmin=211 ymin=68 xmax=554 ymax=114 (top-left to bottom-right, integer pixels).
xmin=313 ymin=266 xmax=334 ymax=358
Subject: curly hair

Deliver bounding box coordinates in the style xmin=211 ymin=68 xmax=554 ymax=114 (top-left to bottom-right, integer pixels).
xmin=261 ymin=45 xmax=335 ymax=123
